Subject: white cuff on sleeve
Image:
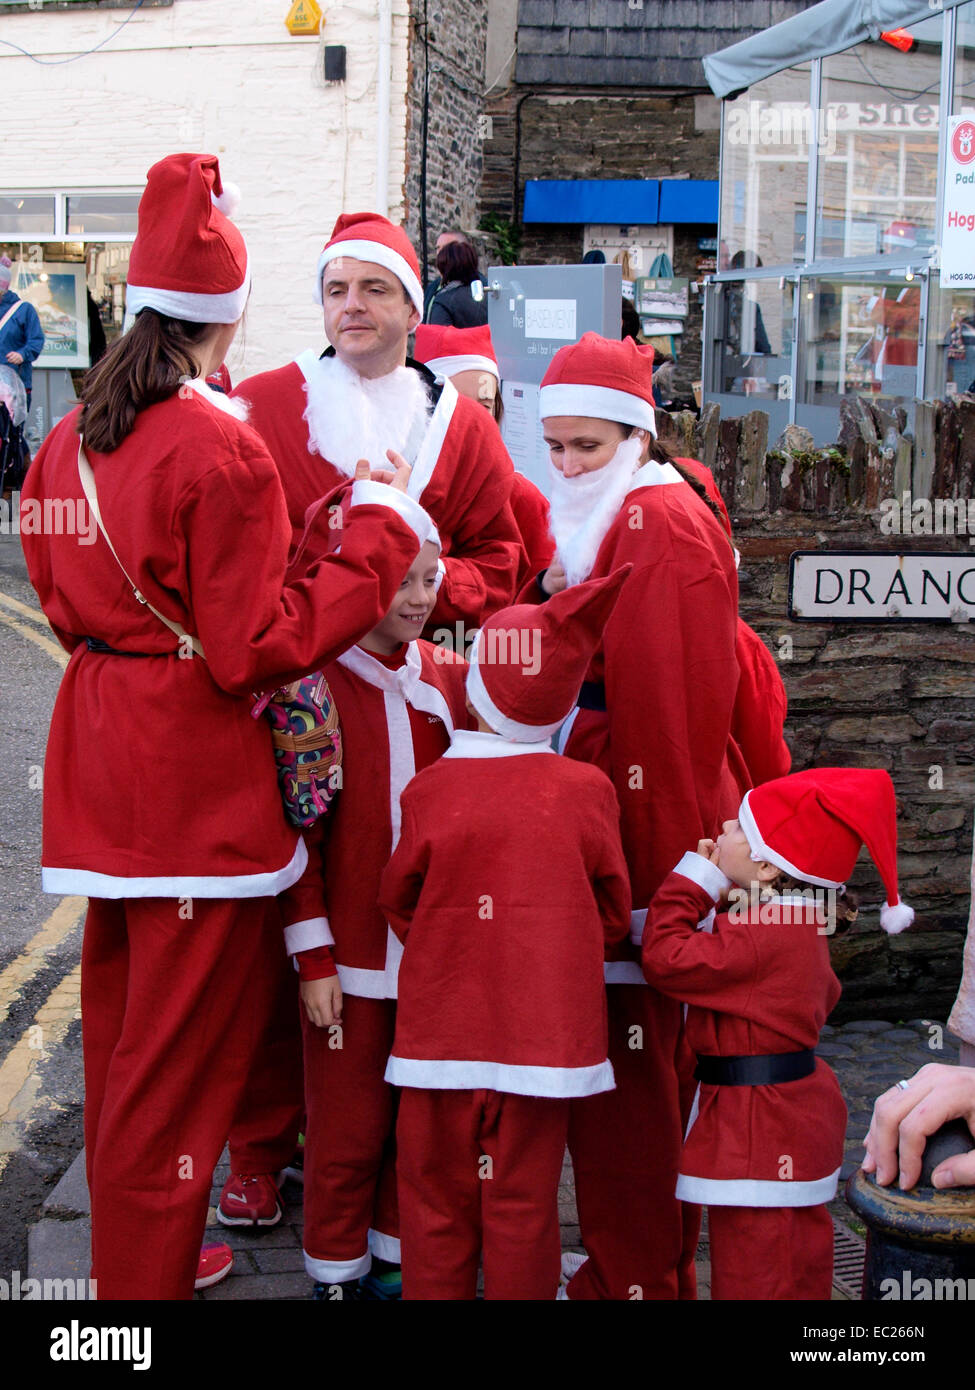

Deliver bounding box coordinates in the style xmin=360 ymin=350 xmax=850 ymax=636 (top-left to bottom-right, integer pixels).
xmin=350 ymin=479 xmax=435 ymax=547
xmin=672 ymin=852 xmax=733 ymax=903
xmin=284 ymin=916 xmax=335 ymax=955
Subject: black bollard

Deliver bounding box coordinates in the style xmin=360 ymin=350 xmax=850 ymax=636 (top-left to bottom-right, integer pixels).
xmin=845 ymin=1119 xmax=975 ymax=1300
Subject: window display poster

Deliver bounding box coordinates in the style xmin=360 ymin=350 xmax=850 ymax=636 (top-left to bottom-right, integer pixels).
xmin=941 ymin=115 xmax=975 ymax=288
xmin=12 ymin=261 xmax=89 ymax=368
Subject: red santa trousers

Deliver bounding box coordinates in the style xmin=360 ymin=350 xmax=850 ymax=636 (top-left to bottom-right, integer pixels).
xmin=397 ymin=1087 xmax=569 ymax=1301
xmin=301 ymin=994 xmax=399 ymax=1282
xmin=707 ymin=1203 xmax=834 ymax=1300
xmin=566 ymin=984 xmax=683 ymax=1300
xmin=81 ymin=895 xmax=283 ymax=1300
xmin=227 ymin=936 xmax=304 ymax=1178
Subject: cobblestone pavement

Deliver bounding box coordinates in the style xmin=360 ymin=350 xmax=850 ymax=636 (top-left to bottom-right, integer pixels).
xmin=28 ymin=1015 xmax=963 ymax=1300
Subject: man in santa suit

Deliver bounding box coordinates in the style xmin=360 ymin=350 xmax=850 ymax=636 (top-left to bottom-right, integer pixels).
xmin=379 ymin=570 xmax=632 ymax=1300
xmin=522 ymin=333 xmax=745 ymax=1300
xmin=233 ymin=213 xmax=523 ymax=637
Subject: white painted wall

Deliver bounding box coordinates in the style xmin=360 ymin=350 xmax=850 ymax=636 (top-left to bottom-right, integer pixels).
xmin=0 ymin=0 xmax=412 ymax=378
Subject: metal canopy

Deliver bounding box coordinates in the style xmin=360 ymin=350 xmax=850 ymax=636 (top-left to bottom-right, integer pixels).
xmin=703 ymin=0 xmax=966 ymax=100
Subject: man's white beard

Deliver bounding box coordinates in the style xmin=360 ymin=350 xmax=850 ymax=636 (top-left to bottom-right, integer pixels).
xmin=303 ymin=354 xmax=432 ymax=477
xmin=548 ymin=436 xmax=643 ymax=587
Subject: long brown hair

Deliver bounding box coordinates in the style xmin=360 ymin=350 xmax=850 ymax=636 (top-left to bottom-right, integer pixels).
xmin=618 ymin=424 xmax=730 ymax=538
xmin=79 ymin=310 xmax=211 ymax=453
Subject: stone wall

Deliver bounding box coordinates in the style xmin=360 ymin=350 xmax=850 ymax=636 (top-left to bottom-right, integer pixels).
xmin=404 ymin=0 xmax=488 ymax=278
xmin=658 ymin=397 xmax=975 ymax=1021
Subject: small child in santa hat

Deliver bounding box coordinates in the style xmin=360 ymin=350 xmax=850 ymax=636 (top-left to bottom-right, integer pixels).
xmin=641 ymin=767 xmax=913 ymax=1300
xmin=378 ymin=568 xmax=633 ymax=1300
xmin=279 ymin=529 xmax=472 ymax=1301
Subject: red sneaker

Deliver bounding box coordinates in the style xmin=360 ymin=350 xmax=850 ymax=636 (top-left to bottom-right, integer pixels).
xmin=195 ymin=1243 xmax=234 ymax=1290
xmin=217 ymin=1172 xmax=283 ymax=1227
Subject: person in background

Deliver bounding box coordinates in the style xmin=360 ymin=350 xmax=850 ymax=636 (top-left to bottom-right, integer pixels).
xmin=425 ymin=238 xmax=487 ymax=329
xmin=422 ymin=228 xmax=467 ymax=319
xmin=0 ymin=254 xmax=44 ymax=481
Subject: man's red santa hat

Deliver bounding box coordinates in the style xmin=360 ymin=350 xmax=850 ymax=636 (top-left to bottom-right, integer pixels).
xmin=739 ymin=768 xmax=914 ymax=934
xmin=315 ymin=212 xmax=424 ymax=315
xmin=413 ymin=323 xmax=499 ymax=382
xmin=125 ymin=153 xmax=248 ymax=323
xmin=539 ymin=332 xmax=657 ymax=438
xmin=466 ymin=565 xmax=631 ymax=741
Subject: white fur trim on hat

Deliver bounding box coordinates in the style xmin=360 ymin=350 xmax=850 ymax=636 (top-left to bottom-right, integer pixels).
xmin=539 ymin=382 xmax=657 ymax=437
xmin=738 ymin=789 xmax=844 ymax=891
xmin=425 ymin=354 xmax=499 ymax=382
xmin=466 ymin=639 xmax=568 ymax=744
xmin=125 ymin=254 xmax=250 ymax=325
xmin=316 ymin=239 xmax=424 ymax=315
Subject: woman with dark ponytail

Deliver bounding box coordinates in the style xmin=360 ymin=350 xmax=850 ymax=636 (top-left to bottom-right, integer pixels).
xmin=21 ymin=153 xmax=436 ymax=1300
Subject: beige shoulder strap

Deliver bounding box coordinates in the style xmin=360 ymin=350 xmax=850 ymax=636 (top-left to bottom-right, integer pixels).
xmin=77 ymin=439 xmax=206 ymax=661
xmin=0 ymin=299 xmax=23 ymax=334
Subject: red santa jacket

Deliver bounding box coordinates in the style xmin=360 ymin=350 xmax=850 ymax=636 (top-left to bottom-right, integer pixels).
xmin=641 ymin=852 xmax=847 ymax=1207
xmin=510 ymin=471 xmax=555 ymax=590
xmin=732 ymin=622 xmax=791 ymax=786
xmin=281 ymin=640 xmax=470 ymax=996
xmin=233 ymin=355 xmax=523 ymax=631
xmin=21 ymin=384 xmax=429 ymax=897
xmin=379 ymin=731 xmax=632 ymax=1097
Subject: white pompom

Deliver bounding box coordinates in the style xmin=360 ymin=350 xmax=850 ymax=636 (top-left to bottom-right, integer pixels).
xmin=211 ymin=182 xmax=241 ymax=218
xmin=881 ymin=900 xmax=915 ymax=935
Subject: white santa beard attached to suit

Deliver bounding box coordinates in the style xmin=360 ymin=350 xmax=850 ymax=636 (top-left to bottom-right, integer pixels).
xmin=302 ymin=354 xmax=432 ymax=477
xmin=548 ymin=435 xmax=643 ymax=587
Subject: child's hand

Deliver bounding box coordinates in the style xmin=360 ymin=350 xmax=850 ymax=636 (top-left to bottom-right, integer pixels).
xmin=542 ymin=559 xmax=568 ymax=595
xmin=697 ymin=838 xmax=720 ymax=864
xmin=385 ymin=448 xmax=413 ymax=493
xmin=300 ymin=975 xmax=343 ymax=1028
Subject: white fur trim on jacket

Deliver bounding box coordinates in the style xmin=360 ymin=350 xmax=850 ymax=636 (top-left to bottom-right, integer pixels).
xmin=675 ymin=1168 xmax=841 ymax=1208
xmin=539 ymin=382 xmax=657 ymax=437
xmin=672 ymin=851 xmax=734 ymax=904
xmin=316 ymin=239 xmax=424 ymax=315
xmin=406 ymin=377 xmax=458 ymax=503
xmin=41 ymin=836 xmax=307 ymax=900
xmin=442 ymin=728 xmax=556 ymax=760
xmin=385 ymin=1054 xmax=616 ymax=1098
xmin=284 ymin=916 xmax=335 ymax=955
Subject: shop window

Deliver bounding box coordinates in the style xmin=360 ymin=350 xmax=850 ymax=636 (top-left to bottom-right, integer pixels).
xmin=955 ymin=0 xmax=975 ymax=115
xmin=0 ymin=195 xmax=56 ymax=237
xmin=66 ymin=194 xmax=139 ymax=237
xmin=719 ymin=65 xmax=812 ymax=274
xmin=817 ymin=28 xmax=941 ymax=263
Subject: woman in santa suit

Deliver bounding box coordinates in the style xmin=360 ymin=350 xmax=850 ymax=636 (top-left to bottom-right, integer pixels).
xmin=523 ymin=332 xmax=744 ymax=1300
xmin=20 ymin=153 xmax=436 ymax=1300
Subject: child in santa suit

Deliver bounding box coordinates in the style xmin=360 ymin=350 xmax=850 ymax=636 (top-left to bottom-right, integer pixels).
xmin=281 ymin=533 xmax=471 ymax=1299
xmin=641 ymin=768 xmax=914 ymax=1299
xmin=378 ymin=570 xmax=633 ymax=1300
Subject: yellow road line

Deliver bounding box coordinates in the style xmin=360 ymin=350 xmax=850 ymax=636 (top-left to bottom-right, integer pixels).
xmin=0 ymin=607 xmax=67 ymax=669
xmin=0 ymin=589 xmax=46 ymax=626
xmin=0 ymin=897 xmax=86 ymax=1027
xmin=0 ymin=964 xmax=81 ymax=1153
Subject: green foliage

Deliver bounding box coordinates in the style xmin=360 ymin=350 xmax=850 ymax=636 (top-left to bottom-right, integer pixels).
xmin=766 ymin=445 xmax=850 ymax=477
xmin=478 ymin=213 xmax=522 ymax=266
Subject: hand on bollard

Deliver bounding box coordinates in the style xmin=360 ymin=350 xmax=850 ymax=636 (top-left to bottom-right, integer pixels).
xmin=861 ymin=1062 xmax=975 ymax=1190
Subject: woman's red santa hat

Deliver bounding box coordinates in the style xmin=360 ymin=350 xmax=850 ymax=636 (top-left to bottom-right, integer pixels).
xmin=539 ymin=331 xmax=657 ymax=438
xmin=466 ymin=565 xmax=631 ymax=742
xmin=413 ymin=323 xmax=499 ymax=382
xmin=739 ymin=768 xmax=914 ymax=934
xmin=125 ymin=153 xmax=248 ymax=323
xmin=315 ymin=212 xmax=424 ymax=316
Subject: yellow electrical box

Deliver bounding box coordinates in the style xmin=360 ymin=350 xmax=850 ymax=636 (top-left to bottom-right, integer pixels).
xmin=286 ymin=0 xmax=322 ymax=35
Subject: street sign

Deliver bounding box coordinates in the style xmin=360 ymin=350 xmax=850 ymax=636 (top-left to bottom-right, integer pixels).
xmin=789 ymin=551 xmax=975 ymax=622
xmin=286 ymin=0 xmax=322 ymax=35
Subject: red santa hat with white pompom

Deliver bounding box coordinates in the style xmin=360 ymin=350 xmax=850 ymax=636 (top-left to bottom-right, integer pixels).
xmin=315 ymin=212 xmax=424 ymax=315
xmin=738 ymin=768 xmax=915 ymax=934
xmin=125 ymin=153 xmax=248 ymax=323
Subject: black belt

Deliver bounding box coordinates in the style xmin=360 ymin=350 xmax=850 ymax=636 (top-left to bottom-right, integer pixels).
xmin=576 ymin=680 xmax=607 ymax=712
xmin=694 ymin=1049 xmax=816 ymax=1086
xmin=84 ymin=637 xmax=154 ymax=657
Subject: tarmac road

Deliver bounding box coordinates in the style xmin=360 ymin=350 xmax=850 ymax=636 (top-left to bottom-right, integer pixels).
xmin=0 ymin=527 xmax=84 ymax=1279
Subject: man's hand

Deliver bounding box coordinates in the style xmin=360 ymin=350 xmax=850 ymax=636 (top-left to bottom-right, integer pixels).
xmin=300 ymin=975 xmax=343 ymax=1029
xmin=861 ymin=1062 xmax=975 ymax=1190
xmin=353 ymin=452 xmax=412 ymax=493
xmin=541 ymin=559 xmax=568 ymax=596
xmin=6 ymin=351 xmax=23 ymax=366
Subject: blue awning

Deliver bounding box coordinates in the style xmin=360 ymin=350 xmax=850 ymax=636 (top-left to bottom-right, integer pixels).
xmin=523 ymin=179 xmax=717 ymax=225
